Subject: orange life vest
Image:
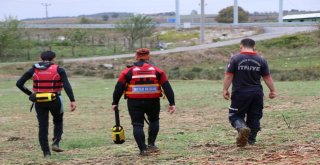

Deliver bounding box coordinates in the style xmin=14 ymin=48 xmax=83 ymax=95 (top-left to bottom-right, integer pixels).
xmin=125 ymin=64 xmax=162 ymax=99
xmin=32 ymin=64 xmax=63 ymax=93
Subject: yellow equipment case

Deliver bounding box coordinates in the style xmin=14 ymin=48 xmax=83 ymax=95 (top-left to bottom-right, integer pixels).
xmin=112 ymin=107 xmax=125 ymax=144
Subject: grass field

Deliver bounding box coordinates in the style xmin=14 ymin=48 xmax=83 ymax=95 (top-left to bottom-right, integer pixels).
xmin=0 ymin=76 xmax=319 ymax=164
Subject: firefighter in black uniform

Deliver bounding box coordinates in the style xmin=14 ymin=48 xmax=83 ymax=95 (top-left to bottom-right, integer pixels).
xmin=223 ymin=38 xmax=276 ymax=147
xmin=16 ymin=51 xmax=76 ymax=157
xmin=112 ymin=48 xmax=175 ymax=156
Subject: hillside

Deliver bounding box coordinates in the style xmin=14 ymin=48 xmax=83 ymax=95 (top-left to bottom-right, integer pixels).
xmin=63 ymin=30 xmax=320 ymax=81
xmin=1 ymin=30 xmax=319 ymax=82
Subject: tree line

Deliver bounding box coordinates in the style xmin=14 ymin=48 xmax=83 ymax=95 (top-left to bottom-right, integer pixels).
xmin=1 ymin=5 xmax=253 ymax=62
xmin=0 ymin=15 xmax=156 ymax=62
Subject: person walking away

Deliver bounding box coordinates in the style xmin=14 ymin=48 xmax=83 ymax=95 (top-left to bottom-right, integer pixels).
xmin=112 ymin=48 xmax=176 ymax=156
xmin=16 ymin=51 xmax=76 ymax=157
xmin=222 ymin=38 xmax=276 ymax=147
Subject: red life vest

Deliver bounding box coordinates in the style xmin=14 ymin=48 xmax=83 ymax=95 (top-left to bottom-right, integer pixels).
xmin=125 ymin=63 xmax=162 ymax=99
xmin=32 ymin=64 xmax=63 ymax=93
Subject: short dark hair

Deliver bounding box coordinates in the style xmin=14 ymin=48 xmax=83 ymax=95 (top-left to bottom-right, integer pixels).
xmin=40 ymin=51 xmax=56 ymax=61
xmin=240 ymin=38 xmax=255 ymax=48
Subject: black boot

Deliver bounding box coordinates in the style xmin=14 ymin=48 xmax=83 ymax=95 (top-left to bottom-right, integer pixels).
xmin=233 ymin=119 xmax=251 ymax=147
xmin=139 ymin=149 xmax=148 ymax=156
xmin=43 ymin=151 xmax=51 ymax=158
xmin=248 ymin=130 xmax=258 ymax=145
xmin=147 ymin=121 xmax=160 ymax=153
xmin=133 ymin=125 xmax=148 ymax=155
xmin=51 ymin=138 xmax=64 ymax=152
xmin=138 ymin=143 xmax=148 ymax=156
xmin=39 ymin=138 xmax=51 ymax=156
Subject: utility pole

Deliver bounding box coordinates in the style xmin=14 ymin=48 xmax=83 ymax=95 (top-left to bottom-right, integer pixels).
xmin=175 ymin=0 xmax=180 ymax=30
xmin=200 ymin=0 xmax=205 ymax=44
xmin=233 ymin=0 xmax=238 ymax=25
xmin=279 ymin=0 xmax=283 ymax=23
xmin=41 ymin=3 xmax=51 ymax=23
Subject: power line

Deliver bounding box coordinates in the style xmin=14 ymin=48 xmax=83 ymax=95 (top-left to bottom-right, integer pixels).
xmin=41 ymin=3 xmax=51 ymax=23
xmin=286 ymin=0 xmax=299 ymax=10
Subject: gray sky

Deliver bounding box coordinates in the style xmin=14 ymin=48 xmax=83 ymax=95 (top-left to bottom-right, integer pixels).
xmin=1 ymin=0 xmax=319 ymax=21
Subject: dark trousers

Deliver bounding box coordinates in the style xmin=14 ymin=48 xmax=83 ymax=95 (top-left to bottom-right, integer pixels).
xmin=127 ymin=99 xmax=160 ymax=151
xmin=35 ymin=98 xmax=63 ymax=152
xmin=229 ymin=92 xmax=263 ymax=131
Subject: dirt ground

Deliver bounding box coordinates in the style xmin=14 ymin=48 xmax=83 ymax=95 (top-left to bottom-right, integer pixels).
xmin=51 ymin=95 xmax=320 ymax=165
xmin=37 ymin=97 xmax=319 ymax=165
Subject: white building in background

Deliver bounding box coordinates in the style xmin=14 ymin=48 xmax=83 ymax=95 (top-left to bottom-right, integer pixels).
xmin=283 ymin=13 xmax=320 ymax=22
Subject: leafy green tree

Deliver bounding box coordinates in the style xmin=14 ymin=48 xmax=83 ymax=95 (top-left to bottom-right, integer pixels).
xmin=115 ymin=15 xmax=155 ymax=50
xmin=216 ymin=6 xmax=249 ymax=23
xmin=67 ymin=29 xmax=87 ymax=56
xmin=190 ymin=10 xmax=198 ymax=15
xmin=80 ymin=17 xmax=91 ymax=24
xmin=0 ymin=17 xmax=22 ymax=59
xmin=102 ymin=15 xmax=109 ymax=21
xmin=22 ymin=31 xmax=36 ymax=60
xmin=111 ymin=13 xmax=119 ymax=18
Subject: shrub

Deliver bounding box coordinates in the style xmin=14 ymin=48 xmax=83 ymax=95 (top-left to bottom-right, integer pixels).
xmin=168 ymin=67 xmax=181 ymax=79
xmin=271 ymin=68 xmax=320 ymax=81
xmin=191 ymin=67 xmax=203 ymax=73
xmin=259 ymin=34 xmax=314 ymax=49
xmin=83 ymin=70 xmax=96 ymax=76
xmin=103 ymin=72 xmax=114 ymax=79
xmin=212 ymin=38 xmax=221 ymax=42
xmin=52 ymin=40 xmax=71 ymax=46
xmin=200 ymin=69 xmax=223 ymax=80
xmin=73 ymin=69 xmax=85 ymax=75
xmin=182 ymin=72 xmax=196 ymax=80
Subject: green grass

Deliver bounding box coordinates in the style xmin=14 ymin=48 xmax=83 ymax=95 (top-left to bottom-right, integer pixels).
xmin=1 ymin=77 xmax=319 ymax=164
xmin=158 ymin=30 xmax=199 ymax=42
xmin=258 ymin=33 xmax=320 ymax=70
xmin=163 ymin=31 xmax=320 ymax=81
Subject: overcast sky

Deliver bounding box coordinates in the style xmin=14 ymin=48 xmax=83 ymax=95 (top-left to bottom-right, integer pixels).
xmin=1 ymin=0 xmax=319 ymax=20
